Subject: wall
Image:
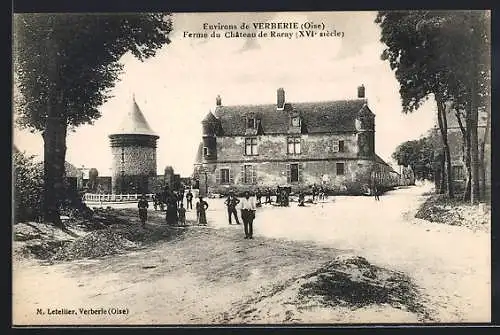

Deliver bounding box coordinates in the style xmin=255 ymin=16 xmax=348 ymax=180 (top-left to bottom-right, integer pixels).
xmin=203 ymin=159 xmax=374 ymax=195
xmin=148 ymin=175 xmax=167 ymax=193
xmin=111 ymin=146 xmax=157 ymax=193
xmin=215 ymin=133 xmax=359 ymax=162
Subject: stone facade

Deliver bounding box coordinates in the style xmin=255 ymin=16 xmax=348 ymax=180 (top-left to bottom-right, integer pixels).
xmin=195 ymin=87 xmax=397 ymax=195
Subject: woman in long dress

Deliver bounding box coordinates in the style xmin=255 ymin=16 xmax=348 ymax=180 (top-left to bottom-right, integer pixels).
xmin=165 ymin=191 xmax=178 ymax=225
xmin=196 ymin=196 xmax=209 ymax=225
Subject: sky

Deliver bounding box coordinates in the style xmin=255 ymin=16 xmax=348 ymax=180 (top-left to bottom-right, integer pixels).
xmin=13 ymin=11 xmax=437 ymax=177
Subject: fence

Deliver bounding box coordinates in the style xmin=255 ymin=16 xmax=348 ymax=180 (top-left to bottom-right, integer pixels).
xmin=83 ymin=193 xmax=155 ymax=203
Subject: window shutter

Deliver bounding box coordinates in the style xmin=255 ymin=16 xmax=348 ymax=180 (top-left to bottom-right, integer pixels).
xmin=286 ymin=163 xmax=291 ymax=183
xmin=229 ymin=169 xmax=234 ymax=184
xmin=215 ymin=169 xmax=221 ymax=185
xmin=252 ymin=165 xmax=257 ymax=184
xmin=298 ymin=163 xmax=303 ymax=183
xmin=243 ymin=138 xmax=246 ymax=156
xmin=240 ymin=165 xmax=245 ymax=184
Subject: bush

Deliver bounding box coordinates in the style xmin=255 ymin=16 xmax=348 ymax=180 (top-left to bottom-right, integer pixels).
xmin=13 ymin=151 xmax=44 ymax=222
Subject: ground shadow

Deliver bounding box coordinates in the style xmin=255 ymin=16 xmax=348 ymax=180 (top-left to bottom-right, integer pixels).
xmin=297 ymin=256 xmax=433 ymax=321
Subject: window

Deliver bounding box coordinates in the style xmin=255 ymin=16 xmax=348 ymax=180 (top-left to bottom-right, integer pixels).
xmin=286 ymin=163 xmax=302 ymax=183
xmin=220 ymin=168 xmax=230 ymax=184
xmin=291 ymin=116 xmax=301 ymax=127
xmin=245 ymin=137 xmax=258 ymax=156
xmin=287 ymin=137 xmax=301 ymax=154
xmin=203 ymin=147 xmax=209 ymax=156
xmin=452 ymin=165 xmax=464 ymax=180
xmin=338 ymin=140 xmax=345 ymax=153
xmin=242 ymin=165 xmax=256 ymax=184
xmin=290 ymin=164 xmax=299 ymax=182
xmin=247 ymin=118 xmax=256 ymax=129
xmin=332 ymin=141 xmax=339 ymax=152
xmin=336 ymin=162 xmax=345 ymax=175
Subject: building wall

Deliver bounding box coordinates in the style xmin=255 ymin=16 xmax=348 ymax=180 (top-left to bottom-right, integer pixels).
xmin=213 ymin=133 xmax=360 ymax=162
xmin=202 ymin=159 xmax=375 ymax=195
xmin=111 ymin=146 xmax=157 ymax=193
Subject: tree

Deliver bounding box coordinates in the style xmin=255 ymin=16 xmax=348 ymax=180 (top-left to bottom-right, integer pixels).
xmin=431 ymin=11 xmax=490 ymax=202
xmin=376 ymin=10 xmax=490 ymax=201
xmin=392 ymin=137 xmax=435 ymax=180
xmin=375 ymin=11 xmax=456 ymax=197
xmin=13 ymin=14 xmax=172 ymax=227
xmin=13 ymin=150 xmax=44 ymax=222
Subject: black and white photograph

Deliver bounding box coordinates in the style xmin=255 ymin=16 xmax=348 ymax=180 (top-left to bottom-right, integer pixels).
xmin=12 ymin=10 xmax=491 ymax=325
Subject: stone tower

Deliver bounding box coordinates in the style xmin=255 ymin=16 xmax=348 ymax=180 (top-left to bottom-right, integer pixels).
xmin=109 ymin=97 xmax=159 ymax=194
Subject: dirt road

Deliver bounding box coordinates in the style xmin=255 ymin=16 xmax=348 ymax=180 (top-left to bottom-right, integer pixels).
xmin=12 ymin=184 xmax=490 ymax=324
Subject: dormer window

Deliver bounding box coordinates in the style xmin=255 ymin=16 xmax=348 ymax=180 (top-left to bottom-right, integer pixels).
xmin=247 ymin=117 xmax=256 ymax=129
xmin=291 ymin=116 xmax=301 ymax=127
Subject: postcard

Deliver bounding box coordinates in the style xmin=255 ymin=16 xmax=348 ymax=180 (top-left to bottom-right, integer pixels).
xmin=12 ymin=10 xmax=491 ymax=325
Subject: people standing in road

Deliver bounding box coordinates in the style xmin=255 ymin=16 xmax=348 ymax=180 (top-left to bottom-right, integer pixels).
xmin=186 ymin=189 xmax=194 ymax=210
xmin=224 ymin=191 xmax=240 ymax=225
xmin=177 ymin=190 xmax=184 ymax=207
xmin=178 ymin=203 xmax=186 ymax=226
xmin=374 ymin=184 xmax=380 ymax=201
xmin=311 ymin=184 xmax=316 ymax=202
xmin=165 ymin=190 xmax=178 ymax=225
xmin=152 ymin=194 xmax=158 ymax=211
xmin=256 ymin=188 xmax=262 ymax=207
xmin=196 ymin=196 xmax=209 ymax=225
xmin=265 ymin=188 xmax=272 ymax=204
xmin=240 ymin=191 xmax=256 ymax=239
xmin=298 ymin=191 xmax=306 ymax=207
xmin=281 ymin=189 xmax=289 ymax=207
xmin=319 ymin=186 xmax=325 ymax=201
xmin=138 ymin=194 xmax=149 ymax=228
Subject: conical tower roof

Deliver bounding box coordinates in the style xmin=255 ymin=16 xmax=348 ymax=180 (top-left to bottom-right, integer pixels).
xmin=110 ymin=97 xmax=158 ymax=137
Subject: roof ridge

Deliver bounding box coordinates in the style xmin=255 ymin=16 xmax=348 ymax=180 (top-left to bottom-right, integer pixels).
xmin=216 ymin=98 xmax=367 ymax=109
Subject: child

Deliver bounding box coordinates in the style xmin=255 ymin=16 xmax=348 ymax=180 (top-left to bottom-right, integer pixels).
xmin=137 ymin=194 xmax=149 ymax=228
xmin=178 ymin=203 xmax=186 ymax=226
xmin=298 ymin=191 xmax=306 ymax=207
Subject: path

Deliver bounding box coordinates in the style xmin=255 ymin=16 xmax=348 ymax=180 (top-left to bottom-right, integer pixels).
xmin=13 ymin=184 xmax=490 ymax=324
xmin=205 ymin=184 xmax=491 ymax=322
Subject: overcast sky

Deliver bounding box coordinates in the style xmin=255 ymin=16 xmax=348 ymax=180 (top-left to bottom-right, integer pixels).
xmin=13 ymin=11 xmax=437 ymax=177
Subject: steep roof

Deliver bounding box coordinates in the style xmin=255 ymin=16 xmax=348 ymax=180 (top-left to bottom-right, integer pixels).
xmin=375 ymin=154 xmax=397 ymax=173
xmin=202 ymin=111 xmax=218 ymax=123
xmin=194 ymin=142 xmax=203 ymax=164
xmin=110 ymin=98 xmax=158 ymax=137
xmin=212 ymin=99 xmax=370 ymax=135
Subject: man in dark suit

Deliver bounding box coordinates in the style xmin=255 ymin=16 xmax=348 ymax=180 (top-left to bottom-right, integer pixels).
xmin=224 ymin=191 xmax=240 ymax=225
xmin=186 ymin=189 xmax=194 ymax=210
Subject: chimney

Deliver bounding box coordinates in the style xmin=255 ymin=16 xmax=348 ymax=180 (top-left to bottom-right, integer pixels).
xmin=216 ymin=94 xmax=222 ymax=106
xmin=357 ymin=85 xmax=365 ymax=99
xmin=277 ymin=88 xmax=285 ymax=109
